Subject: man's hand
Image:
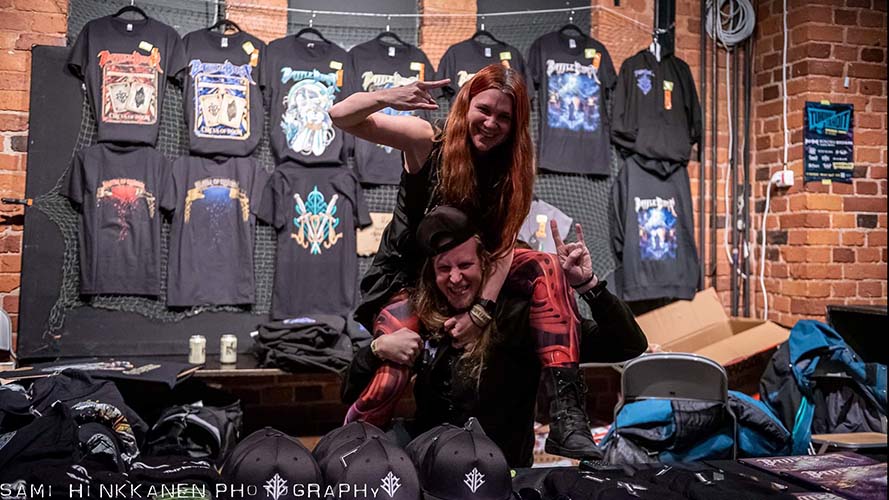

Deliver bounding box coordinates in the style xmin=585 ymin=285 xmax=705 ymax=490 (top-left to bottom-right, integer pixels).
xmin=372 ymin=328 xmax=424 ymax=366
xmin=444 ymin=312 xmax=482 ymax=351
xmin=551 ymin=220 xmax=597 ymax=292
xmin=380 ymin=79 xmax=450 ymax=112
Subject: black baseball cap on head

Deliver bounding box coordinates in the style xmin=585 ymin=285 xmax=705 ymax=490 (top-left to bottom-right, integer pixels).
xmin=221 ymin=427 xmax=321 ymax=500
xmin=416 ymin=206 xmax=478 ymax=257
xmin=322 ymin=435 xmax=421 ymax=500
xmin=312 ymin=421 xmax=388 ymax=467
xmin=407 ymin=419 xmax=516 ymax=500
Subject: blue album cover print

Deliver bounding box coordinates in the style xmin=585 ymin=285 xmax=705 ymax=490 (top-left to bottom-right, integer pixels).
xmin=635 ymin=196 xmax=678 ymax=261
xmin=545 ymin=60 xmax=601 ymax=132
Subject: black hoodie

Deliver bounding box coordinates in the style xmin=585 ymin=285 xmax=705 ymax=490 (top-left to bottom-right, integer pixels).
xmin=611 ymin=50 xmax=701 ymax=163
xmin=610 ymin=154 xmax=700 ymax=301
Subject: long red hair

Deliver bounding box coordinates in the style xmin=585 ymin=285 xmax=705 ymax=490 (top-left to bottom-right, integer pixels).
xmin=438 ymin=64 xmax=534 ymax=257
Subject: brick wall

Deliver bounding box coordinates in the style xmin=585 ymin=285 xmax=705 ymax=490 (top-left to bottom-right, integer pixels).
xmin=753 ymin=0 xmax=887 ymax=327
xmin=0 ymin=0 xmax=67 ymax=339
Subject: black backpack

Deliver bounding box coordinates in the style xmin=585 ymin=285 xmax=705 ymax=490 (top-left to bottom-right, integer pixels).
xmin=145 ymin=399 xmax=242 ymax=463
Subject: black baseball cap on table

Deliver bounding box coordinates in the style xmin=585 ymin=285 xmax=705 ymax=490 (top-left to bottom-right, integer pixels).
xmin=221 ymin=427 xmax=321 ymax=500
xmin=322 ymin=435 xmax=421 ymax=500
xmin=312 ymin=420 xmax=388 ymax=467
xmin=406 ymin=418 xmax=517 ymax=500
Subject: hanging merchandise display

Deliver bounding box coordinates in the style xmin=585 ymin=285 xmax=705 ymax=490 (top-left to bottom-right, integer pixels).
xmin=162 ymin=156 xmax=269 ymax=307
xmin=345 ymin=35 xmax=435 ymax=185
xmin=518 ymin=198 xmax=572 ymax=254
xmin=182 ymin=23 xmax=266 ymax=157
xmin=262 ymin=30 xmax=351 ymax=165
xmin=610 ymin=155 xmax=700 ymax=302
xmin=68 ymin=13 xmax=187 ymax=146
xmin=527 ymin=28 xmax=617 ymax=175
xmin=257 ymin=165 xmax=371 ymax=320
xmin=611 ymin=49 xmax=702 ymax=163
xmin=65 ymin=143 xmax=169 ymax=296
xmin=436 ymin=35 xmax=528 ymax=102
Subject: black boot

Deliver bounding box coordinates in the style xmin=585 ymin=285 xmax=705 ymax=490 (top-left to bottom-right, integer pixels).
xmin=542 ymin=366 xmax=602 ymax=459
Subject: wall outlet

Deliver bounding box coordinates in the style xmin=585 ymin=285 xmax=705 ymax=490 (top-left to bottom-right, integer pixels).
xmin=771 ymin=170 xmax=794 ymax=188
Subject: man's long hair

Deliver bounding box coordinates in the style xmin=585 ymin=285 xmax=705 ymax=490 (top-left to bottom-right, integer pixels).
xmin=412 ymin=237 xmax=495 ymax=382
xmin=437 ymin=64 xmax=534 ymax=257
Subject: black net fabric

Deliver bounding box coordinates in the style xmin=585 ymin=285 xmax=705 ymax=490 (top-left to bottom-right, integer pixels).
xmin=38 ymin=1 xmax=625 ymax=332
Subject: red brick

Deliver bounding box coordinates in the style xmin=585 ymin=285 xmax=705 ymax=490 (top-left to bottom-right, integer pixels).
xmin=831 ymin=45 xmax=859 ymax=62
xmin=0 ymin=12 xmax=32 ymax=31
xmin=848 ymin=63 xmax=888 ymax=80
xmin=783 ymin=247 xmax=807 ymax=263
xmin=0 ymin=71 xmax=27 ymax=91
xmin=868 ymin=97 xmax=887 ymax=112
xmin=867 ymin=231 xmax=887 ymax=247
xmin=14 ymin=32 xmax=65 ymax=50
xmin=0 ymin=52 xmax=28 ymax=72
xmin=861 ymin=47 xmax=886 ymax=62
xmin=846 ymin=27 xmax=887 ymax=45
xmin=0 ymin=274 xmax=20 ymax=293
xmin=842 ymin=231 xmax=866 ymax=246
xmin=790 ymin=5 xmax=834 ymax=25
xmin=845 ymin=263 xmax=887 ymax=280
xmin=0 ymin=90 xmax=28 ymax=112
xmin=846 ymin=0 xmax=871 ymax=7
xmin=831 ymin=182 xmax=854 ymax=195
xmin=793 ymin=24 xmax=846 ymax=44
xmin=858 ymin=130 xmax=887 ymax=146
xmin=0 ymin=254 xmax=20 ymax=273
xmin=832 ymin=282 xmax=856 ymax=297
xmin=2 ymin=293 xmax=18 ymax=314
xmin=806 ymin=230 xmax=839 ymax=245
xmin=30 ymin=13 xmax=66 ymax=34
xmin=858 ymin=248 xmax=883 ymax=263
xmin=844 ymin=196 xmax=887 ymax=212
xmin=14 ymin=0 xmax=65 ymax=12
xmin=834 ymin=9 xmax=858 ymax=25
xmin=860 ymin=12 xmax=886 ymax=27
xmin=0 ymin=154 xmax=25 ymax=171
xmin=858 ymin=281 xmax=883 ymax=298
xmin=0 ymin=233 xmax=21 ymax=253
xmin=856 ymin=181 xmax=879 ymax=195
xmin=870 ymin=165 xmax=887 ymax=178
xmin=0 ymin=111 xmax=27 ymax=132
xmin=0 ymin=31 xmax=18 ymax=50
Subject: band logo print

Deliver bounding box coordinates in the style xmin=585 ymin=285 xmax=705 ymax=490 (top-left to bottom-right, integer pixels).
xmin=280 ymin=68 xmax=340 ymax=157
xmin=361 ymin=71 xmax=420 ymax=152
xmin=96 ymin=178 xmax=156 ymax=241
xmin=97 ymin=49 xmax=162 ymax=125
xmin=545 ymin=59 xmax=601 ymax=132
xmin=291 ymin=186 xmax=342 ymax=255
xmin=635 ymin=196 xmax=678 ymax=261
xmin=190 ymin=60 xmax=255 ymax=140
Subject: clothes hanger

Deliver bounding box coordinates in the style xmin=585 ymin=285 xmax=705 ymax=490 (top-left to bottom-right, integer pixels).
xmin=558 ymin=10 xmax=585 ymax=37
xmin=113 ymin=2 xmax=148 ymax=19
xmin=295 ymin=12 xmax=332 ymax=44
xmin=208 ymin=18 xmax=241 ymax=35
xmin=376 ymin=16 xmax=409 ymax=47
xmin=471 ymin=16 xmax=505 ymax=45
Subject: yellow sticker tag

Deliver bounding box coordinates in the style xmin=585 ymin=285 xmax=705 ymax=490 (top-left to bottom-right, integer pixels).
xmin=329 ymin=60 xmax=343 ymax=70
xmin=664 ymin=81 xmax=674 ymax=91
xmin=138 ymin=41 xmax=154 ymax=53
xmin=822 ymin=179 xmax=832 ymax=185
xmin=410 ymin=62 xmax=424 ymax=71
xmin=249 ymin=50 xmax=259 ymax=67
xmin=242 ymin=41 xmax=256 ymax=55
xmin=499 ymin=51 xmax=512 ymax=61
xmin=584 ymin=48 xmax=596 ymax=59
xmin=820 ymin=99 xmax=831 ymax=105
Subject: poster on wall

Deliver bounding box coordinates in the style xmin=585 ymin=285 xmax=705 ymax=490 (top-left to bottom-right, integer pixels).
xmin=804 ymin=101 xmax=854 ymax=183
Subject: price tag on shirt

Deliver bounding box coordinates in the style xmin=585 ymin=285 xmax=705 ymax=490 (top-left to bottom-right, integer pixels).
xmin=410 ymin=61 xmax=425 ymax=80
xmin=584 ymin=48 xmax=596 ymax=59
xmin=249 ymin=49 xmax=259 ymax=67
xmin=138 ymin=41 xmax=154 ymax=53
xmin=330 ymin=60 xmax=343 ymax=70
xmin=242 ymin=41 xmax=256 ymax=55
xmin=484 ymin=47 xmax=492 ymax=58
xmin=663 ymin=80 xmax=674 ymax=110
xmin=499 ymin=51 xmax=512 ymax=60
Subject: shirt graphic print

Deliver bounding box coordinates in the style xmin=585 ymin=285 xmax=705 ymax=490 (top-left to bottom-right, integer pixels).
xmin=546 ymin=59 xmax=602 ymax=132
xmin=96 ymin=177 xmax=158 ymax=241
xmin=291 ymin=185 xmax=343 ymax=255
xmin=635 ymin=195 xmax=678 ymax=261
xmin=190 ymin=60 xmax=255 ymax=141
xmin=99 ymin=48 xmax=162 ymax=125
xmin=280 ymin=68 xmax=340 ymax=157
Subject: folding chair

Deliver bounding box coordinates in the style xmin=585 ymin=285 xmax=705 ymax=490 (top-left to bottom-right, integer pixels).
xmin=614 ymin=352 xmax=739 ymax=459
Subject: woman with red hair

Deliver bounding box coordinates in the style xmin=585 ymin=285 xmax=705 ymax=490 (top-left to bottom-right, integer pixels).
xmin=330 ymin=64 xmax=599 ymax=460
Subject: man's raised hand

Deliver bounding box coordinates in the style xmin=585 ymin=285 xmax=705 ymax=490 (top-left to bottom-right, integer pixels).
xmin=550 ymin=220 xmax=595 ymax=289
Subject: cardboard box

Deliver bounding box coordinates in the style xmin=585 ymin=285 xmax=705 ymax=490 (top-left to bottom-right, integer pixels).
xmin=635 ymin=288 xmax=790 ymax=368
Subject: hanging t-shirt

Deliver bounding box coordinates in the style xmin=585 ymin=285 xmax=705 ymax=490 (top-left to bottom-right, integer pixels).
xmin=261 ymin=36 xmax=350 ymax=165
xmin=182 ymin=28 xmax=265 ymax=157
xmin=527 ymin=31 xmax=617 ymax=175
xmin=160 ymin=156 xmax=269 ymax=307
xmin=344 ymin=38 xmax=434 ymax=186
xmin=68 ymin=15 xmax=187 ymax=146
xmin=257 ymin=165 xmax=371 ymax=319
xmin=518 ymin=199 xmax=572 ymax=254
xmin=436 ymin=37 xmax=528 ymax=101
xmin=611 ymin=50 xmax=702 ymax=163
xmin=65 ymin=143 xmax=169 ymax=295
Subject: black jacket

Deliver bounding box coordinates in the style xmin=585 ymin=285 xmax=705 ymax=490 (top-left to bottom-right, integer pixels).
xmin=611 ymin=50 xmax=701 ymax=163
xmin=342 ymin=287 xmax=646 ymax=467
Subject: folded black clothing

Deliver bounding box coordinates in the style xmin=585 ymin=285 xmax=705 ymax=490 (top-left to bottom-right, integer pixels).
xmin=0 ymin=382 xmax=33 ymax=432
xmin=0 ymin=404 xmax=81 ymax=483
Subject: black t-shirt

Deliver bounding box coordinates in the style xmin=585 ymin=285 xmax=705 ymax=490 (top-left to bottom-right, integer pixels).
xmin=527 ymin=30 xmax=617 ymax=175
xmin=261 ymin=36 xmax=350 ymax=165
xmin=68 ymin=15 xmax=187 ymax=146
xmin=182 ymin=28 xmax=265 ymax=157
xmin=344 ymin=39 xmax=434 ymax=186
xmin=257 ymin=165 xmax=371 ymax=319
xmin=66 ymin=143 xmax=169 ymax=295
xmin=160 ymin=156 xmax=269 ymax=307
xmin=436 ymin=37 xmax=528 ymax=101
